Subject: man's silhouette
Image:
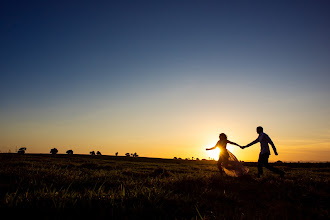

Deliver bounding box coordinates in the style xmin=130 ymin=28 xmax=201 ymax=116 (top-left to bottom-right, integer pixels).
xmin=242 ymin=126 xmax=285 ymax=178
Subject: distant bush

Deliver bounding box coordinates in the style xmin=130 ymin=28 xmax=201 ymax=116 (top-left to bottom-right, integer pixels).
xmin=17 ymin=147 xmax=26 ymax=154
xmin=50 ymin=148 xmax=58 ymax=155
xmin=66 ymin=150 xmax=73 ymax=155
xmin=125 ymin=152 xmax=138 ymax=157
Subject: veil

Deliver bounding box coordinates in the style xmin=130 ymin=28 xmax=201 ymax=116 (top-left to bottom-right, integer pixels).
xmin=222 ymin=150 xmax=249 ymax=177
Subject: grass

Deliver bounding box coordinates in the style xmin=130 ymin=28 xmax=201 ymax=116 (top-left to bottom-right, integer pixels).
xmin=0 ymin=153 xmax=329 ymax=219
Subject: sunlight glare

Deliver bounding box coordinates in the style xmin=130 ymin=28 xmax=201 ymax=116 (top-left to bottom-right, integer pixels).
xmin=207 ymin=147 xmax=221 ymax=160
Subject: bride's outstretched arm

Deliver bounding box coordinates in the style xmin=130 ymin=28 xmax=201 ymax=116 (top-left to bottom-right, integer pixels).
xmin=227 ymin=140 xmax=241 ymax=148
xmin=206 ymin=143 xmax=218 ymax=150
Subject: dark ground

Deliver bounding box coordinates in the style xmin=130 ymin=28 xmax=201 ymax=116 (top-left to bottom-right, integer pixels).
xmin=0 ymin=153 xmax=329 ymax=219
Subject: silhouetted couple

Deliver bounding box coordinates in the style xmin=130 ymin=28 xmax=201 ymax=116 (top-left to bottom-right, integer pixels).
xmin=206 ymin=126 xmax=285 ymax=178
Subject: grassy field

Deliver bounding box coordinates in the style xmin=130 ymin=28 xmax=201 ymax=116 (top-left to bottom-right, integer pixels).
xmin=0 ymin=154 xmax=329 ymax=219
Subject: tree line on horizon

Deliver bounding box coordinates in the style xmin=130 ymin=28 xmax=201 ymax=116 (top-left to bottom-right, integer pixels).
xmin=14 ymin=147 xmax=139 ymax=158
xmin=8 ymin=148 xmax=213 ymax=161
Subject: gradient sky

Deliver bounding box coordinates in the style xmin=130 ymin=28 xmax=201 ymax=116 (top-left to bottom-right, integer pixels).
xmin=1 ymin=0 xmax=329 ymax=161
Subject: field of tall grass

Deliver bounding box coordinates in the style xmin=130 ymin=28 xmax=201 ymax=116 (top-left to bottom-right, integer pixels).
xmin=0 ymin=154 xmax=329 ymax=219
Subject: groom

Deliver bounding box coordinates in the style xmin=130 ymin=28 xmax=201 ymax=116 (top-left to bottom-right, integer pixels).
xmin=242 ymin=126 xmax=285 ymax=178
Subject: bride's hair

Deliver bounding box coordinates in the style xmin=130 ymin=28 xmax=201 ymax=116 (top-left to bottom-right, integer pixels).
xmin=219 ymin=133 xmax=227 ymax=140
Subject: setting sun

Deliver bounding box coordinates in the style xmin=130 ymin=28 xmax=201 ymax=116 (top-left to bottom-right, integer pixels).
xmin=207 ymin=147 xmax=221 ymax=160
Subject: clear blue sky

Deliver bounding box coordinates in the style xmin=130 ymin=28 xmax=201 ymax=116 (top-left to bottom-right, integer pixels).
xmin=1 ymin=0 xmax=329 ymax=161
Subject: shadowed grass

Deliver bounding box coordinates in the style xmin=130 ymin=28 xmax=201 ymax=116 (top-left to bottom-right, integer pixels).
xmin=0 ymin=154 xmax=329 ymax=219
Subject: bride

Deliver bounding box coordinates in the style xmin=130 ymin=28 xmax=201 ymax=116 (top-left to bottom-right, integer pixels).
xmin=206 ymin=133 xmax=249 ymax=177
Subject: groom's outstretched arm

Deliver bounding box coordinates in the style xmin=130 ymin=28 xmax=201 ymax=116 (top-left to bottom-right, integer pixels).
xmin=243 ymin=138 xmax=259 ymax=149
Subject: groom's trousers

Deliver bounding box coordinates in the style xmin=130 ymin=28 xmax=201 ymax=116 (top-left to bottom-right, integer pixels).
xmin=258 ymin=153 xmax=284 ymax=176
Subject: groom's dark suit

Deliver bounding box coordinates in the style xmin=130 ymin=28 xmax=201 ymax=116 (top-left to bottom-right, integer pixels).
xmin=245 ymin=132 xmax=284 ymax=177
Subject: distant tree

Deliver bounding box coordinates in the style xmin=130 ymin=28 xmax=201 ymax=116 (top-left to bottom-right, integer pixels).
xmin=66 ymin=150 xmax=73 ymax=155
xmin=173 ymin=157 xmax=177 ymax=160
xmin=50 ymin=148 xmax=58 ymax=155
xmin=275 ymin=160 xmax=283 ymax=164
xmin=133 ymin=152 xmax=138 ymax=157
xmin=90 ymin=151 xmax=95 ymax=156
xmin=97 ymin=151 xmax=102 ymax=155
xmin=17 ymin=147 xmax=26 ymax=154
xmin=178 ymin=158 xmax=182 ymax=160
xmin=196 ymin=158 xmax=199 ymax=161
xmin=192 ymin=157 xmax=194 ymax=160
xmin=115 ymin=152 xmax=118 ymax=156
xmin=125 ymin=153 xmax=130 ymax=157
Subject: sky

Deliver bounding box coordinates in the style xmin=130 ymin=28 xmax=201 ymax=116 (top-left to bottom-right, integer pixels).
xmin=1 ymin=0 xmax=329 ymax=161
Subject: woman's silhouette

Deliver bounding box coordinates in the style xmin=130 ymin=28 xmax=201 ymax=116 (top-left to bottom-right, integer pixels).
xmin=206 ymin=133 xmax=249 ymax=177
